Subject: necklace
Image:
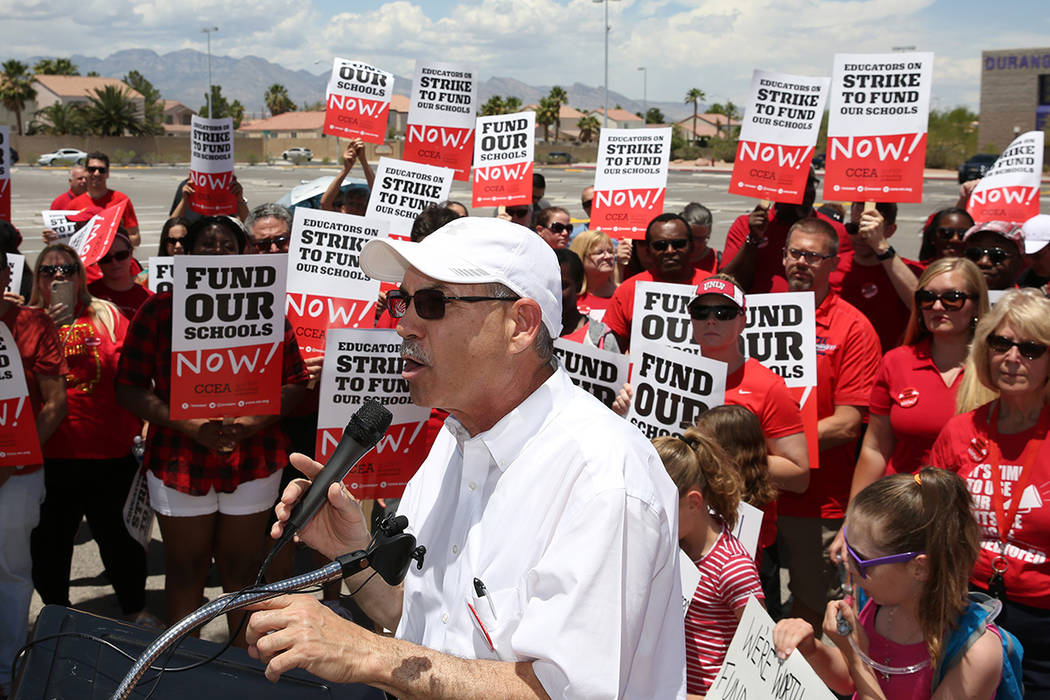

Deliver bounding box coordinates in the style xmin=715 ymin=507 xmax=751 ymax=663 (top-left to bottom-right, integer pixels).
xmin=851 ymin=605 xmax=929 ymax=681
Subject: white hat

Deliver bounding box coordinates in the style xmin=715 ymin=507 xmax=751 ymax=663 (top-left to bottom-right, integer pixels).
xmin=690 ymin=276 xmax=747 ymax=310
xmin=360 ymin=217 xmax=562 ymax=338
xmin=1022 ymin=214 xmax=1050 ymax=255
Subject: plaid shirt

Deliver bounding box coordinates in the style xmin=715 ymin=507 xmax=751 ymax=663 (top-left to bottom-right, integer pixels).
xmin=116 ymin=292 xmax=308 ymax=495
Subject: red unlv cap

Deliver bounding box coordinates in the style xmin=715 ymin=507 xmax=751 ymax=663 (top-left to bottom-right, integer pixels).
xmin=692 ymin=277 xmax=746 ymax=310
xmin=66 ymin=205 xmax=103 ymax=223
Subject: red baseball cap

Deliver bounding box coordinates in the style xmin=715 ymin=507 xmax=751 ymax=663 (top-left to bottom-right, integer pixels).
xmin=691 ymin=276 xmax=746 ymax=310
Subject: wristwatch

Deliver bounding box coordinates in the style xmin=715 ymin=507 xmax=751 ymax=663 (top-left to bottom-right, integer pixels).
xmin=876 ymin=245 xmax=896 ymax=261
xmin=745 ymin=234 xmax=764 ymax=247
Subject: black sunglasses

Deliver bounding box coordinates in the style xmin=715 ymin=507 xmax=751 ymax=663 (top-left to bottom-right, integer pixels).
xmin=784 ymin=247 xmax=834 ymax=264
xmin=506 ymin=206 xmax=530 ymax=218
xmin=689 ymin=305 xmax=742 ymax=321
xmin=987 ymin=334 xmax=1049 ymax=360
xmin=965 ymin=247 xmax=1012 ymax=265
xmin=252 ymin=235 xmax=291 ymax=252
xmin=387 ymin=288 xmax=518 ymax=320
xmin=98 ymin=249 xmax=132 ymax=265
xmin=543 ymin=222 xmax=573 ymax=234
xmin=39 ymin=264 xmax=78 ymax=277
xmin=86 ymin=165 xmax=108 ymax=174
xmin=582 ymin=199 xmax=593 ymax=209
xmin=915 ymin=289 xmax=974 ymax=311
xmin=935 ymin=227 xmax=968 ymax=241
xmin=648 ymin=238 xmax=689 ymax=252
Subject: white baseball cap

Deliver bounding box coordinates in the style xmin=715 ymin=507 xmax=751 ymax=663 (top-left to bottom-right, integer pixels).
xmin=360 ymin=217 xmax=562 ymax=338
xmin=1022 ymin=214 xmax=1050 ymax=255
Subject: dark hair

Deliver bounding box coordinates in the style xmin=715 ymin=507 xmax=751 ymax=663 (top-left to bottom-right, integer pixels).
xmin=874 ymin=201 xmax=898 ymax=226
xmin=644 ymin=213 xmax=691 ymax=243
xmin=159 ymin=216 xmax=192 ymax=256
xmin=85 ymin=151 xmax=110 ymax=169
xmin=555 ymin=248 xmax=584 ymax=292
xmin=440 ymin=200 xmax=468 ymax=215
xmin=532 ymin=172 xmax=546 ymax=189
xmin=410 ymin=205 xmax=459 ymax=243
xmin=681 ymin=202 xmax=712 ymax=229
xmin=535 ymin=206 xmax=570 ymax=229
xmin=694 ymin=405 xmax=775 ymax=509
xmin=0 ymin=250 xmax=7 ymax=268
xmin=788 ymin=216 xmax=839 ymax=256
xmin=185 ymin=216 xmax=247 ymax=254
xmin=920 ymin=207 xmax=974 ymax=261
xmin=0 ymin=219 xmax=22 ymax=253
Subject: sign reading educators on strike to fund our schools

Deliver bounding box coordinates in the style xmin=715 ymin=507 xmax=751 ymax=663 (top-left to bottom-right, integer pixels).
xmin=69 ymin=200 xmax=126 ymax=267
xmin=317 ymin=328 xmax=431 ymax=499
xmin=324 ymin=58 xmax=394 ymax=144
xmin=552 ymin=337 xmax=630 ymax=409
xmin=403 ymin=61 xmax=477 ymax=181
xmin=0 ymin=126 xmax=10 ymax=222
xmin=968 ymin=130 xmax=1045 ymax=224
xmin=590 ymin=127 xmax=672 ymax=239
xmin=366 ymin=157 xmax=453 ymax=238
xmin=286 ymin=208 xmax=383 ymax=359
xmin=472 ymin=111 xmax=535 ymax=208
xmin=170 ymin=254 xmax=287 ymax=419
xmin=706 ymin=597 xmax=836 ymax=700
xmin=0 ymin=321 xmax=41 ymax=467
xmin=825 ymin=52 xmax=934 ymax=203
xmin=188 ymin=115 xmax=236 ymax=216
xmin=41 ymin=210 xmax=79 ymax=242
xmin=148 ymin=256 xmax=174 ymax=294
xmin=730 ymin=70 xmax=829 ymax=204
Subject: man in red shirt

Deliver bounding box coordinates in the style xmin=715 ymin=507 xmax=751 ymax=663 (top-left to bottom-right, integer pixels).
xmin=775 ymin=218 xmax=882 ymax=629
xmin=682 ymin=202 xmax=719 ymax=273
xmin=49 ymin=165 xmax=88 ymax=210
xmin=604 ymin=213 xmax=711 ymax=351
xmin=67 ymin=152 xmax=140 ymax=247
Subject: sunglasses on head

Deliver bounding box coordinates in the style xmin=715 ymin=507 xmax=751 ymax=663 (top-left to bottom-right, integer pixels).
xmin=987 ymin=334 xmax=1050 ymax=360
xmin=98 ymin=249 xmax=131 ymax=265
xmin=86 ymin=165 xmax=107 ymax=174
xmin=648 ymin=238 xmax=689 ymax=252
xmin=252 ymin=235 xmax=290 ymax=252
xmin=39 ymin=264 xmax=78 ymax=278
xmin=965 ymin=247 xmax=1011 ymax=265
xmin=689 ymin=304 xmax=742 ymax=321
xmin=914 ymin=289 xmax=974 ymax=311
xmin=843 ymin=527 xmax=924 ymax=579
xmin=935 ymin=226 xmax=968 ymax=241
xmin=543 ymin=222 xmax=572 ymax=234
xmin=505 ymin=206 xmax=530 ymax=218
xmin=387 ymin=287 xmax=518 ymax=320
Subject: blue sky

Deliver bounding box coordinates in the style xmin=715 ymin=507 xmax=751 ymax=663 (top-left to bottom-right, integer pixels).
xmin=2 ymin=0 xmax=1048 ymax=110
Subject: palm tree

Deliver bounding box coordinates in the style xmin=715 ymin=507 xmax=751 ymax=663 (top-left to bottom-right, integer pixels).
xmin=0 ymin=60 xmax=38 ymax=135
xmin=84 ymin=84 xmax=143 ymax=136
xmin=504 ymin=96 xmax=522 ymax=113
xmin=264 ymin=83 xmax=295 ymax=117
xmin=684 ymin=88 xmax=706 ymax=146
xmin=33 ymin=58 xmax=79 ymax=75
xmin=577 ymin=114 xmax=600 ymax=143
xmin=479 ymin=95 xmax=506 ymax=116
xmin=31 ymin=102 xmax=87 ymax=135
xmin=548 ymin=86 xmax=568 ymax=142
xmin=536 ymin=97 xmax=558 ymax=142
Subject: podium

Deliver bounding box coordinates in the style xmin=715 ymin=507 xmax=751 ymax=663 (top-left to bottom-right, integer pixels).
xmin=13 ymin=605 xmax=386 ymax=699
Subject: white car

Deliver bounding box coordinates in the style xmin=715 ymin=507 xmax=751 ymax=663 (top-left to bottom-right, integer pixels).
xmin=282 ymin=147 xmax=313 ymax=162
xmin=37 ymin=147 xmax=88 ymax=166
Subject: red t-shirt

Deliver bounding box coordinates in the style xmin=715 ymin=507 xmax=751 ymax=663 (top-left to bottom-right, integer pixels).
xmin=692 ymin=247 xmax=720 ymax=274
xmin=869 ymin=338 xmax=964 ymax=476
xmin=724 ymin=358 xmax=803 ymax=439
xmin=68 ymin=189 xmax=139 ymax=230
xmin=931 ymin=404 xmax=1050 ymax=608
xmin=576 ymin=292 xmax=613 ymax=321
xmin=829 ymin=251 xmax=923 ymax=352
xmin=779 ymin=293 xmax=881 ymax=520
xmin=49 ymin=190 xmax=78 ymax=211
xmin=603 ymin=268 xmax=709 ymax=349
xmin=88 ymin=279 xmax=153 ymax=320
xmin=722 ymin=207 xmax=852 ymax=293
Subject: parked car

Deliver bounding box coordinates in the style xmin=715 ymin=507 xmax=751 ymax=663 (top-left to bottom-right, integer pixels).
xmin=958 ymin=153 xmax=998 ymax=183
xmin=37 ymin=148 xmax=87 ymax=166
xmin=546 ymin=152 xmax=572 ymax=165
xmin=282 ymin=147 xmax=313 ymax=163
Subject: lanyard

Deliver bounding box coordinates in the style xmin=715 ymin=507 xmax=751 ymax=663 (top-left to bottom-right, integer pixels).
xmin=985 ymin=401 xmax=1050 ymax=547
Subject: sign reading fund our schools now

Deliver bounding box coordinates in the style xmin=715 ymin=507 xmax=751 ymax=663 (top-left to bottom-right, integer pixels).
xmin=148 ymin=256 xmax=174 ymax=294
xmin=0 ymin=126 xmax=10 ymax=222
xmin=472 ymin=111 xmax=535 ymax=208
xmin=552 ymin=337 xmax=630 ymax=409
xmin=188 ymin=115 xmax=236 ymax=216
xmin=826 ymin=52 xmax=934 ymax=203
xmin=170 ymin=255 xmax=287 ymax=419
xmin=318 ymin=328 xmax=431 ymax=499
xmin=366 ymin=157 xmax=453 ymax=238
xmin=286 ymin=208 xmax=383 ymax=359
xmin=730 ymin=70 xmax=829 ymax=204
xmin=627 ymin=339 xmax=727 ymax=440
xmin=324 ymin=58 xmax=394 ymax=144
xmin=590 ymin=128 xmax=672 ymax=238
xmin=0 ymin=322 xmax=41 ymax=467
xmin=968 ymin=130 xmax=1045 ymax=224
xmin=403 ymin=61 xmax=476 ymax=181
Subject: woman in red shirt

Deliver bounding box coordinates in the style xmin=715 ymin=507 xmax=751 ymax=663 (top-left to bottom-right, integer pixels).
xmin=568 ymin=229 xmax=618 ymax=321
xmin=87 ymin=230 xmax=153 ymax=319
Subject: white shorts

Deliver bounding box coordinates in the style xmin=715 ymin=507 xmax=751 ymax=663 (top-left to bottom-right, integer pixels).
xmin=146 ymin=470 xmax=282 ymax=517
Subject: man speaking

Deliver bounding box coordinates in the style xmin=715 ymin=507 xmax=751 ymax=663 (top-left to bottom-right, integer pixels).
xmin=246 ymin=217 xmax=686 ymax=698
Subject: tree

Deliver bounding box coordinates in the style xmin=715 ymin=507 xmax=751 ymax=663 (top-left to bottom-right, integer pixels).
xmin=33 ymin=58 xmax=79 ymax=75
xmin=548 ymin=85 xmax=568 ymax=141
xmin=0 ymin=60 xmax=37 ymax=135
xmin=684 ymin=88 xmax=706 ymax=146
xmin=479 ymin=95 xmax=506 ymax=116
xmin=84 ymin=84 xmax=144 ymax=136
xmin=302 ymin=100 xmax=325 ymax=111
xmin=644 ymin=107 xmax=665 ymax=124
xmin=124 ymin=70 xmax=164 ymax=134
xmin=504 ymin=96 xmax=522 ymax=113
xmin=536 ymin=96 xmax=558 ymax=142
xmin=925 ymin=107 xmax=979 ymax=169
xmin=264 ymin=83 xmax=295 ymax=116
xmin=229 ymin=100 xmax=245 ymax=129
xmin=86 ymin=71 xmax=100 ymax=77
xmin=200 ymin=85 xmax=230 ymax=119
xmin=30 ymin=102 xmax=87 ymax=135
xmin=577 ymin=114 xmax=600 ymax=143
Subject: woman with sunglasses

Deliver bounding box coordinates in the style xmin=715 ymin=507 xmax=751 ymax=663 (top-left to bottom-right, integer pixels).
xmin=86 ymin=229 xmax=153 ymax=320
xmin=773 ymin=468 xmax=1004 ymax=699
xmin=534 ymin=206 xmax=573 ymax=249
xmin=568 ymin=229 xmax=619 ymax=321
xmin=918 ymin=208 xmax=974 ymax=264
xmin=158 ymin=216 xmax=191 ymax=257
xmin=931 ymin=288 xmax=1050 ymax=694
xmin=27 ymin=244 xmax=157 ymax=627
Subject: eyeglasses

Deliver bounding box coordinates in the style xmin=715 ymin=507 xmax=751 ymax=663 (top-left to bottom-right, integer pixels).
xmin=689 ymin=305 xmax=742 ymax=321
xmin=39 ymin=264 xmax=78 ymax=278
xmin=506 ymin=206 xmax=530 ymax=218
xmin=167 ymin=237 xmax=186 ymax=249
xmin=965 ymin=247 xmax=1012 ymax=265
xmin=843 ymin=527 xmax=923 ymax=579
xmin=387 ymin=288 xmax=518 ymax=320
xmin=98 ymin=249 xmax=131 ymax=265
xmin=86 ymin=165 xmax=108 ymax=174
xmin=784 ymin=247 xmax=834 ymax=264
xmin=987 ymin=334 xmax=1049 ymax=361
xmin=915 ymin=289 xmax=974 ymax=311
xmin=935 ymin=227 xmax=968 ymax=241
xmin=543 ymin=222 xmax=573 ymax=234
xmin=252 ymin=235 xmax=291 ymax=253
xmin=648 ymin=238 xmax=689 ymax=252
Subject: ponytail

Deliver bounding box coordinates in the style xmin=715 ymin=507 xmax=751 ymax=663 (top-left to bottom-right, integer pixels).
xmin=654 ymin=428 xmax=745 ymax=529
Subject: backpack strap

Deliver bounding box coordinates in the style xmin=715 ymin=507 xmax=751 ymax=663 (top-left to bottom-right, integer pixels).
xmin=932 ymin=593 xmax=999 ymax=692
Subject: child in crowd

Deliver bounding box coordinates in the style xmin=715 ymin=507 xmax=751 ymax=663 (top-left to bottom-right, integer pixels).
xmin=654 ymin=429 xmax=764 ymax=698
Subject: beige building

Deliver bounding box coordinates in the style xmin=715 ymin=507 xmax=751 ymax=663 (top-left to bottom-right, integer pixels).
xmin=162 ymin=100 xmax=195 ymax=135
xmin=33 ymin=75 xmax=144 ymax=115
xmin=978 ymin=47 xmax=1050 ymax=154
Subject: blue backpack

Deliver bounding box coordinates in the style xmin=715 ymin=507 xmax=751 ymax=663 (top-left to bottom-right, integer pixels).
xmin=932 ymin=592 xmax=1024 ymax=699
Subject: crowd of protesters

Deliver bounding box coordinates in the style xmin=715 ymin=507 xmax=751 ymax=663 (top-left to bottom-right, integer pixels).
xmin=1 ymin=146 xmax=1050 ymax=699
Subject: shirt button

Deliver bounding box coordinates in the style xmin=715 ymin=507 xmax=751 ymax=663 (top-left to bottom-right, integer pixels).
xmin=452 ymin=544 xmax=459 ymax=554
xmin=468 ymin=481 xmax=477 ymax=491
xmin=441 ymin=612 xmax=449 ymax=624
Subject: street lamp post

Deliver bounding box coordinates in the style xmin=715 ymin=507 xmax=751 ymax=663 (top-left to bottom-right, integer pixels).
xmin=593 ymin=0 xmax=620 ymax=129
xmin=638 ymin=66 xmax=647 ymax=123
xmin=201 ymin=26 xmax=219 ymax=117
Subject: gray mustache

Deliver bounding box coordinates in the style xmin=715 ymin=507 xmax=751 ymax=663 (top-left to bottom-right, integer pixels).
xmin=401 ymin=339 xmax=431 ymax=366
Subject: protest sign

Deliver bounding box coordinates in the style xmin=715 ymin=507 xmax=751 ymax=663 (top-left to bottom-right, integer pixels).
xmin=627 ymin=339 xmax=727 ymax=440
xmin=6 ymin=253 xmax=24 ymax=296
xmin=317 ymin=328 xmax=431 ymax=499
xmin=0 ymin=322 xmax=41 ymax=467
xmin=41 ymin=210 xmax=80 ymax=242
xmin=366 ymin=157 xmax=453 ymax=238
xmin=147 ymin=256 xmax=174 ymax=294
xmin=591 ymin=128 xmax=672 ymax=238
xmin=472 ymin=111 xmax=535 ymax=208
xmin=730 ymin=70 xmax=829 ymax=204
xmin=825 ymin=52 xmax=934 ymax=203
xmin=707 ymin=597 xmax=836 ymax=700
xmin=188 ymin=115 xmax=236 ymax=215
xmin=286 ymin=208 xmax=382 ymax=359
xmin=967 ymin=130 xmax=1045 ymax=223
xmin=170 ymin=254 xmax=287 ymax=419
xmin=403 ymin=61 xmax=476 ymax=181
xmin=69 ymin=200 xmax=126 ymax=267
xmin=323 ymin=58 xmax=394 ymax=144
xmin=0 ymin=126 xmax=9 ymax=222
xmin=552 ymin=337 xmax=630 ymax=408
